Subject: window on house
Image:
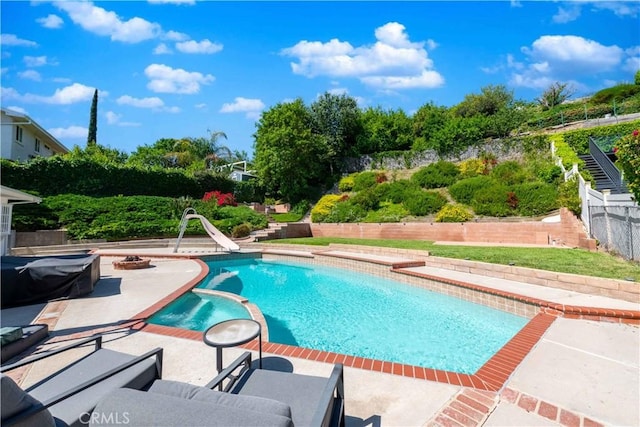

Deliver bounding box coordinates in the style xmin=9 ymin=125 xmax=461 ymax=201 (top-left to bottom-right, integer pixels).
xmin=16 ymin=126 xmax=23 ymax=142
xmin=35 ymin=138 xmax=41 ymax=152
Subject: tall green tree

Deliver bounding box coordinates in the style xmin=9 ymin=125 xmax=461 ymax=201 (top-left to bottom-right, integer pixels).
xmin=412 ymin=102 xmax=449 ymax=151
xmin=536 ymin=82 xmax=575 ymax=110
xmin=356 ymin=107 xmax=412 ymax=154
xmin=87 ymin=89 xmax=98 ymax=146
xmin=310 ymin=92 xmax=362 ymax=174
xmin=253 ymin=99 xmax=328 ymax=202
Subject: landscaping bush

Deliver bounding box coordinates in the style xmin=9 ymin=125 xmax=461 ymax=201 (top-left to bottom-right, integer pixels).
xmin=373 ymin=180 xmax=419 ymax=204
xmin=311 ymin=194 xmax=345 ymax=222
xmin=513 ymin=182 xmax=559 ymax=216
xmin=363 ymin=202 xmax=409 ymax=223
xmin=458 ymin=158 xmax=484 ymax=178
xmin=338 ymin=174 xmax=356 ymax=192
xmin=411 ymin=161 xmax=460 ymax=189
xmin=561 ymin=120 xmax=640 ymax=155
xmin=435 ymin=204 xmax=473 ymax=223
xmin=352 ymin=171 xmax=379 ymax=191
xmin=234 ymin=180 xmax=265 ymax=204
xmin=324 ymin=200 xmax=367 ymax=223
xmin=490 ymin=160 xmax=528 ymax=185
xmin=403 ymin=190 xmax=447 ymax=216
xmin=449 ymin=175 xmax=495 ymax=204
xmin=472 ymin=184 xmax=513 ymax=217
xmin=590 ymin=84 xmax=640 ymax=104
xmin=558 ymin=178 xmax=581 ymax=216
xmin=232 ymin=223 xmax=252 ymax=238
xmin=350 ymin=188 xmax=381 ymax=211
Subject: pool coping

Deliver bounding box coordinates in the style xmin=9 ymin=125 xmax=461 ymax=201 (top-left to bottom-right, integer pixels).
xmin=126 ymin=249 xmax=639 ymax=391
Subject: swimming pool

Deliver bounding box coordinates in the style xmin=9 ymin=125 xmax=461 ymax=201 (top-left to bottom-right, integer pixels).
xmin=162 ymin=257 xmax=528 ymax=374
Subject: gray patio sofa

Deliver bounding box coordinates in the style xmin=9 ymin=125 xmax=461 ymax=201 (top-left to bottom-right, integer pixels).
xmin=0 ymin=335 xmax=163 ymax=427
xmin=90 ymin=351 xmax=345 ymax=427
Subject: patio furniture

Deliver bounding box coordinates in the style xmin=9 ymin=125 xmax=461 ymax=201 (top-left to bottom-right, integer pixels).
xmin=203 ymin=318 xmax=263 ymax=381
xmin=1 ymin=335 xmax=162 ymax=427
xmin=1 ymin=324 xmax=49 ymax=363
xmin=90 ymin=351 xmax=345 ymax=427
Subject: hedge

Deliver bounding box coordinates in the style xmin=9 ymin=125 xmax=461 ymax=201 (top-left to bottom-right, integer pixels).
xmin=561 ymin=120 xmax=640 ymax=155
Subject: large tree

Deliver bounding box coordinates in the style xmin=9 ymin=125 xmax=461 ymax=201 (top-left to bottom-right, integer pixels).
xmin=87 ymin=89 xmax=98 ymax=146
xmin=536 ymin=82 xmax=575 ymax=110
xmin=253 ymin=99 xmax=328 ymax=202
xmin=310 ymin=92 xmax=362 ymax=174
xmin=412 ymin=102 xmax=449 ymax=151
xmin=356 ymin=107 xmax=412 ymax=154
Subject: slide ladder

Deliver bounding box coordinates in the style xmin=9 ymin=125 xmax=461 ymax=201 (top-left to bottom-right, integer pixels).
xmin=174 ymin=208 xmax=240 ymax=253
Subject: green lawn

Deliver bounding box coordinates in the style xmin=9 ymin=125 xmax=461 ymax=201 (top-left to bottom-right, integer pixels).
xmin=270 ymin=237 xmax=640 ymax=281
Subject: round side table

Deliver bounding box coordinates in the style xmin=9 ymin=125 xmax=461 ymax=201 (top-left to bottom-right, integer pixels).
xmin=203 ymin=319 xmax=262 ymax=381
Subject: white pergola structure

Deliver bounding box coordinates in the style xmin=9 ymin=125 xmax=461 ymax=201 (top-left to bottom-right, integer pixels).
xmin=0 ymin=185 xmax=41 ymax=256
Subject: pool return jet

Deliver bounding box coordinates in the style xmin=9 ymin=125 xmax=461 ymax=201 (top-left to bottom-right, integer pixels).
xmin=174 ymin=208 xmax=240 ymax=253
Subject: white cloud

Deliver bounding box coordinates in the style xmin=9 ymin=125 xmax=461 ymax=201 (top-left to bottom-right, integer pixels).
xmin=105 ymin=110 xmax=141 ymax=126
xmin=153 ymin=43 xmax=173 ymax=54
xmin=0 ymin=83 xmax=95 ymax=104
xmin=144 ymin=63 xmax=214 ymax=94
xmin=54 ymin=2 xmax=161 ymax=43
xmin=148 ymin=0 xmax=196 ymax=4
xmin=195 ymin=103 xmax=207 ymax=109
xmin=510 ymin=0 xmax=523 ymax=8
xmin=163 ymin=30 xmax=189 ymax=41
xmin=0 ymin=34 xmax=37 ymax=47
xmin=509 ymin=35 xmax=625 ymax=89
xmin=105 ymin=111 xmax=121 ymax=124
xmin=37 ymin=14 xmax=64 ymax=29
xmin=116 ymin=95 xmax=165 ymax=108
xmin=116 ymin=94 xmax=179 ymax=113
xmin=53 ymin=77 xmax=72 ymax=83
xmin=220 ymin=97 xmax=265 ymax=119
xmin=1 ymin=68 xmax=8 ymax=75
xmin=281 ymin=22 xmax=443 ymax=90
xmin=624 ymin=57 xmax=640 ymax=73
xmin=18 ymin=70 xmax=42 ymax=81
xmin=552 ymin=5 xmax=581 ymax=23
xmin=175 ymin=39 xmax=223 ymax=54
xmin=49 ymin=125 xmax=88 ymax=139
xmin=6 ymin=106 xmax=27 ymax=115
xmin=24 ymin=56 xmax=54 ymax=67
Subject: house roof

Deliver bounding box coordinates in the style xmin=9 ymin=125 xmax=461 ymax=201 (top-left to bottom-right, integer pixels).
xmin=1 ymin=108 xmax=70 ymax=154
xmin=0 ymin=185 xmax=42 ymax=205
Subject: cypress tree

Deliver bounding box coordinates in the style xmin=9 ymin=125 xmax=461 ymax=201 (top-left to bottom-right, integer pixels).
xmin=87 ymin=89 xmax=98 ymax=146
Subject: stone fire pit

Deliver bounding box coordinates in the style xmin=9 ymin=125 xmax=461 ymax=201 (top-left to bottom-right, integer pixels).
xmin=112 ymin=256 xmax=151 ymax=270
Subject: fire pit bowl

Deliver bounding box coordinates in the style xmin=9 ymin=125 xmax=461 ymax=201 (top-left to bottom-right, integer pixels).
xmin=112 ymin=256 xmax=151 ymax=270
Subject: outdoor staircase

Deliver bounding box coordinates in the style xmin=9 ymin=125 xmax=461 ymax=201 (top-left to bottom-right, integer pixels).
xmin=578 ymin=153 xmax=628 ymax=194
xmin=251 ymin=223 xmax=290 ymax=242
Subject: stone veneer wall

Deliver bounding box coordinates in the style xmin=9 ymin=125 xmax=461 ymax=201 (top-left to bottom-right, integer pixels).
xmin=310 ymin=208 xmax=596 ymax=251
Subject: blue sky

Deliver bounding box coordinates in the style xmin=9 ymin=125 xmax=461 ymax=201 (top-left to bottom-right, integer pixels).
xmin=1 ymin=1 xmax=639 ymax=158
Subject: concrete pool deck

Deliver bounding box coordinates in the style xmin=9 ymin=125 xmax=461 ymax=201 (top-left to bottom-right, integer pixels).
xmin=1 ymin=246 xmax=639 ymax=426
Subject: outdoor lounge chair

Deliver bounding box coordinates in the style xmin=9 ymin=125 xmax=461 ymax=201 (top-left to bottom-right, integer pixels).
xmin=90 ymin=351 xmax=345 ymax=427
xmin=0 ymin=335 xmax=163 ymax=427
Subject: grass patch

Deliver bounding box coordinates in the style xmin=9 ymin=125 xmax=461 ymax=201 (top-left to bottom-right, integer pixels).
xmin=270 ymin=212 xmax=304 ymax=222
xmin=270 ymin=237 xmax=640 ymax=281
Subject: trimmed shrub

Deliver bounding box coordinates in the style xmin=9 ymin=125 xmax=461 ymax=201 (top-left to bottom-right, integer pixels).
xmin=449 ymin=176 xmax=495 ymax=204
xmin=458 ymin=158 xmax=484 ymax=178
xmin=352 ymin=171 xmax=379 ymax=191
xmin=374 ymin=180 xmax=419 ymax=204
xmin=311 ymin=194 xmax=345 ymax=222
xmin=513 ymin=182 xmax=559 ymax=216
xmin=324 ymin=200 xmax=367 ymax=223
xmin=403 ymin=190 xmax=447 ymax=216
xmin=435 ymin=204 xmax=473 ymax=223
xmin=350 ymin=188 xmax=381 ymax=211
xmin=363 ymin=202 xmax=409 ymax=223
xmin=411 ymin=161 xmax=460 ymax=189
xmin=338 ymin=175 xmax=356 ymax=192
xmin=490 ymin=161 xmax=528 ymax=185
xmin=232 ymin=223 xmax=252 ymax=238
xmin=472 ymin=184 xmax=513 ymax=217
xmin=558 ymin=178 xmax=581 ymax=216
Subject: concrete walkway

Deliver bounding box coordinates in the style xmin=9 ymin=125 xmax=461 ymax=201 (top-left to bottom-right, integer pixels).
xmin=1 ymin=249 xmax=638 ymax=426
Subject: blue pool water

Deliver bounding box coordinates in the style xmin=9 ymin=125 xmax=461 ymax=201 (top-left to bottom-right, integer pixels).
xmin=187 ymin=258 xmax=529 ymax=374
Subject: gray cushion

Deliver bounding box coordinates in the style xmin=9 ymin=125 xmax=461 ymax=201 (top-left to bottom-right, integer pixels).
xmin=90 ymin=388 xmax=294 ymax=427
xmin=149 ymin=379 xmax=292 ymax=418
xmin=26 ymin=349 xmax=158 ymax=427
xmin=0 ymin=374 xmax=56 ymax=427
xmin=231 ymin=369 xmax=331 ymax=427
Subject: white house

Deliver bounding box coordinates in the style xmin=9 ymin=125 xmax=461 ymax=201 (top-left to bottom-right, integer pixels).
xmin=0 ymin=185 xmax=41 ymax=255
xmin=1 ymin=108 xmax=69 ymax=162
